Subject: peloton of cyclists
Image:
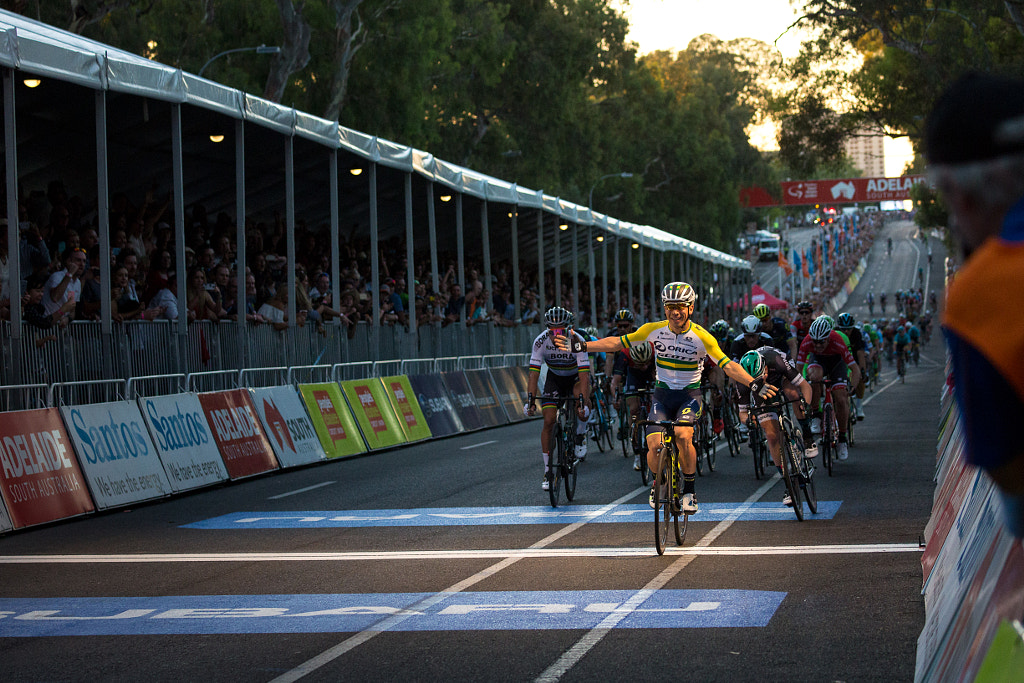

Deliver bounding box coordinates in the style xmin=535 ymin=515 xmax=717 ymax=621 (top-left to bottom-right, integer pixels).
xmin=738 ymin=348 xmax=815 ymax=506
xmin=610 ymin=333 xmax=656 ymax=472
xmin=796 ymin=315 xmax=861 ymax=462
xmin=835 ymin=312 xmax=870 ymax=421
xmin=753 ymin=302 xmax=797 ymax=356
xmin=525 ymin=306 xmax=592 ymax=490
xmin=554 ymin=282 xmax=774 ymax=514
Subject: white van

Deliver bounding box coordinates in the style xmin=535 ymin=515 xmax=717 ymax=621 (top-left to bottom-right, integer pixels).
xmin=755 ymin=231 xmax=781 ymax=262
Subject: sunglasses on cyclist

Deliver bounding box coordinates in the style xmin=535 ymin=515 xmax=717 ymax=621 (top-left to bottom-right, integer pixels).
xmin=664 ymin=303 xmax=690 ymax=312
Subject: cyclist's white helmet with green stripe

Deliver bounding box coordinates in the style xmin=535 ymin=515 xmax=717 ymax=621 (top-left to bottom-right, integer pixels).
xmin=661 ymin=282 xmax=696 ymax=306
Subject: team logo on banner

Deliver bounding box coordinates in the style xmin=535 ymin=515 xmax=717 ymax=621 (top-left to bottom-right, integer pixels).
xmin=313 ymin=390 xmax=349 ymax=444
xmin=354 ymin=385 xmax=387 ymax=433
xmin=0 ymin=408 xmax=94 ymax=529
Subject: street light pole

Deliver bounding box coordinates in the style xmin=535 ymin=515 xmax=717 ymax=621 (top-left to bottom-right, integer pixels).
xmin=588 ymin=172 xmax=633 ymax=328
xmin=199 ymin=45 xmax=282 ymax=79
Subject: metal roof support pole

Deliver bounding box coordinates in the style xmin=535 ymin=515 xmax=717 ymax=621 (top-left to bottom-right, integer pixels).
xmin=649 ymin=247 xmax=656 ymax=320
xmin=614 ymin=234 xmax=621 ymax=313
xmin=236 ymin=119 xmax=250 ymax=370
xmin=587 ymin=226 xmax=597 ymax=328
xmin=170 ymin=103 xmax=188 ymax=372
xmin=404 ymin=172 xmax=416 ymax=342
xmin=535 ymin=209 xmax=544 ymax=311
xmin=481 ymin=200 xmax=492 ymax=314
xmin=571 ymin=223 xmax=579 ymax=318
xmin=480 ymin=200 xmax=494 ymax=353
xmin=3 ymin=69 xmax=22 ymax=385
xmin=637 ymin=244 xmax=645 ymax=324
xmin=554 ymin=221 xmax=561 ymax=310
xmin=94 ymin=89 xmax=113 ymax=380
xmin=626 ymin=240 xmax=633 ymax=321
xmin=369 ymin=163 xmax=380 ymax=351
xmin=285 ymin=135 xmax=297 ymax=366
xmin=601 ymin=233 xmax=608 ymax=323
xmin=510 ymin=206 xmax=520 ymax=321
xmin=456 ymin=193 xmax=465 ymax=328
xmin=426 ymin=181 xmax=440 ymax=327
xmin=658 ymin=249 xmax=665 ymax=294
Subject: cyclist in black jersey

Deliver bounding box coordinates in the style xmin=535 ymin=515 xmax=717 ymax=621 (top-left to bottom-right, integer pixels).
xmin=753 ymin=303 xmax=796 ymax=356
xmin=836 ymin=312 xmax=868 ymax=421
xmin=729 ymin=315 xmax=774 ymax=361
xmin=738 ymin=347 xmax=814 ymax=506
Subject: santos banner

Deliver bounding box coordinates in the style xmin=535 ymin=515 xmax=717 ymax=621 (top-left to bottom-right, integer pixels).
xmin=298 ymin=383 xmax=367 ymax=459
xmin=197 ymin=390 xmax=279 ymax=480
xmin=59 ymin=401 xmax=171 ymax=510
xmin=138 ymin=394 xmax=229 ymax=492
xmin=441 ymin=371 xmax=486 ymax=431
xmin=250 ymin=386 xmax=326 ymax=468
xmin=488 ymin=367 xmax=525 ymax=423
xmin=381 ymin=375 xmax=432 ymax=443
xmin=0 ymin=408 xmax=94 ymax=529
xmin=340 ymin=379 xmax=408 ymax=450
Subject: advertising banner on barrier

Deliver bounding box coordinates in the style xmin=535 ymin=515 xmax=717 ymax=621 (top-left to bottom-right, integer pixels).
xmin=0 ymin=408 xmax=94 ymax=529
xmin=251 ymin=386 xmax=326 ymax=468
xmin=0 ymin=496 xmax=11 ymax=533
xmin=197 ymin=390 xmax=279 ymax=480
xmin=489 ymin=367 xmax=525 ymax=422
xmin=441 ymin=371 xmax=486 ymax=431
xmin=138 ymin=394 xmax=229 ymax=492
xmin=340 ymin=379 xmax=408 ymax=450
xmin=381 ymin=376 xmax=432 ymax=442
xmin=298 ymin=383 xmax=367 ymax=459
xmin=407 ymin=374 xmax=463 ymax=438
xmin=464 ymin=369 xmax=508 ymax=427
xmin=59 ymin=401 xmax=171 ymax=510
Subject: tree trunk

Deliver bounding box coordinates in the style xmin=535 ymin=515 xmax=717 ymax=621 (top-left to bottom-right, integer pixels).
xmin=322 ymin=0 xmax=367 ymax=122
xmin=263 ymin=0 xmax=312 ymax=104
xmin=1006 ymin=1 xmax=1024 ymax=38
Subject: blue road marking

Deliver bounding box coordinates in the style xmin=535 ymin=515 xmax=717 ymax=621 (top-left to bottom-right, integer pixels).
xmin=183 ymin=502 xmax=842 ymax=529
xmin=0 ymin=590 xmax=786 ymax=636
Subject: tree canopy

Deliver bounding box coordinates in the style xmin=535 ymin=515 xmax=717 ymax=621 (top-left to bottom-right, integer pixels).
xmin=6 ymin=0 xmax=781 ymax=251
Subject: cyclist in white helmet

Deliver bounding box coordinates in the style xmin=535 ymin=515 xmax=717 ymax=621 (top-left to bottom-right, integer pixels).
xmin=526 ymin=306 xmax=591 ymax=490
xmin=555 ymin=282 xmax=775 ymax=514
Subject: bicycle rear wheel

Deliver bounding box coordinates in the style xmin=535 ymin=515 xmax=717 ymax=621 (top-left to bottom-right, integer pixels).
xmin=548 ymin=424 xmax=563 ymax=507
xmin=563 ymin=429 xmax=578 ymax=502
xmin=725 ymin=403 xmax=742 ymax=457
xmin=654 ymin=446 xmax=672 ymax=555
xmin=781 ymin=436 xmax=804 ymax=521
xmin=822 ymin=405 xmax=835 ymax=477
xmin=703 ymin=415 xmax=717 ymax=472
xmin=619 ymin=408 xmax=630 ymax=457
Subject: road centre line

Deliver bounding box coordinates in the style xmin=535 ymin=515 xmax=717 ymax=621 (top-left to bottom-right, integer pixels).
xmin=268 ymin=482 xmax=335 ymax=500
xmin=460 ymin=440 xmax=497 ymax=450
xmin=0 ymin=544 xmax=921 ymax=564
xmin=534 ymin=474 xmax=781 ymax=683
xmin=267 ymin=485 xmax=649 ymax=683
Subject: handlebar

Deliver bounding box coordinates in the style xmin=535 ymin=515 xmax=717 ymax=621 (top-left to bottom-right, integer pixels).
xmin=637 ymin=419 xmax=691 ymax=429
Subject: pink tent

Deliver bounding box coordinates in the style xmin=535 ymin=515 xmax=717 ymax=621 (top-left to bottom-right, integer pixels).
xmin=750 ymin=284 xmax=790 ymax=311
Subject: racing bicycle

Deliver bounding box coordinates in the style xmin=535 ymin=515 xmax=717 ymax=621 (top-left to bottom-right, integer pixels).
xmin=587 ymin=375 xmax=615 ymax=453
xmin=750 ymin=398 xmax=817 ymax=521
xmin=694 ymin=383 xmax=719 ymax=475
xmin=625 ymin=388 xmax=654 ymax=485
xmin=531 ymin=393 xmax=583 ymax=507
xmin=638 ymin=418 xmax=690 ymax=554
xmin=812 ymin=380 xmax=842 ymax=477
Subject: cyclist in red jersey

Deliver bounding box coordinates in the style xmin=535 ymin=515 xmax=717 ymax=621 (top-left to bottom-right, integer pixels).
xmin=789 ymin=300 xmax=815 ymax=349
xmin=796 ymin=315 xmax=861 ymax=461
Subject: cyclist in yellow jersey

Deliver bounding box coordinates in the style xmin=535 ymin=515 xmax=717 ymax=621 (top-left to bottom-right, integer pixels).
xmin=555 ymin=282 xmax=775 ymax=513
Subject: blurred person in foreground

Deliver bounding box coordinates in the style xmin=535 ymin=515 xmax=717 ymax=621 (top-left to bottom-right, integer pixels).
xmin=928 ymin=72 xmax=1024 ymax=537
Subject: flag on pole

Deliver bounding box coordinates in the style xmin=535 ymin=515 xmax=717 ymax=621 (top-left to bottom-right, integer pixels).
xmin=778 ymin=250 xmax=794 ymax=276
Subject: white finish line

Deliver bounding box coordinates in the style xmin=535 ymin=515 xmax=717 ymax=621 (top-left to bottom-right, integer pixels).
xmin=0 ymin=544 xmax=922 ymax=564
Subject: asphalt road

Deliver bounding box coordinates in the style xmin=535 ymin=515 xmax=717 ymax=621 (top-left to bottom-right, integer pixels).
xmin=0 ymin=220 xmax=944 ymax=682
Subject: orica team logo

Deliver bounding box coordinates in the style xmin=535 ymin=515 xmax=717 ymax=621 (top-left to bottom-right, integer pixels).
xmin=652 ymin=339 xmax=698 ymax=360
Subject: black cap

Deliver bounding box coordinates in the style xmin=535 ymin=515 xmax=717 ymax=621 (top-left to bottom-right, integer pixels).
xmin=926 ymin=72 xmax=1024 ymax=164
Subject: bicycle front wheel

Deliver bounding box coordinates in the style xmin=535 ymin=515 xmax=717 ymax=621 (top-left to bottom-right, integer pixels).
xmin=563 ymin=429 xmax=578 ymax=502
xmin=782 ymin=437 xmax=804 ymax=521
xmin=548 ymin=424 xmax=563 ymax=508
xmin=704 ymin=417 xmax=717 ymax=472
xmin=822 ymin=405 xmax=835 ymax=477
xmin=752 ymin=429 xmax=765 ymax=480
xmin=673 ymin=452 xmax=686 ymax=546
xmin=654 ymin=447 xmax=671 ymax=555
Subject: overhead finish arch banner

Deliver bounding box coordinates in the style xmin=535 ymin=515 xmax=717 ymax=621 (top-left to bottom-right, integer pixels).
xmin=0 ymin=408 xmax=94 ymax=529
xmin=381 ymin=376 xmax=432 ymax=443
xmin=251 ymin=386 xmax=327 ymax=468
xmin=138 ymin=394 xmax=229 ymax=492
xmin=197 ymin=390 xmax=279 ymax=480
xmin=59 ymin=401 xmax=171 ymax=510
xmin=340 ymin=379 xmax=408 ymax=450
xmin=298 ymin=383 xmax=367 ymax=459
